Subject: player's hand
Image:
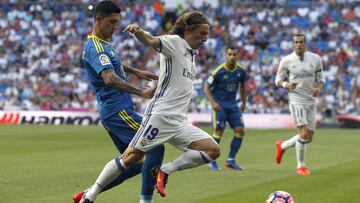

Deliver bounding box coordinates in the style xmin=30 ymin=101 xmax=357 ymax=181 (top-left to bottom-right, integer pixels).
xmin=141 ymin=86 xmax=156 ymax=99
xmin=136 ymin=70 xmax=159 ymax=81
xmin=286 ymin=82 xmax=297 ymax=90
xmin=312 ymin=87 xmax=321 ymax=97
xmin=240 ymin=103 xmax=246 ymax=113
xmin=123 ymin=23 xmax=141 ymax=34
xmin=211 ymin=101 xmax=221 ymax=111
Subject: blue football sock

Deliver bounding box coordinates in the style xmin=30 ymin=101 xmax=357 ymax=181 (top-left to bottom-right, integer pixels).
xmin=228 ymin=137 xmax=243 ymax=160
xmin=141 ymin=145 xmax=165 ymax=197
xmin=101 ymin=162 xmax=142 ymax=192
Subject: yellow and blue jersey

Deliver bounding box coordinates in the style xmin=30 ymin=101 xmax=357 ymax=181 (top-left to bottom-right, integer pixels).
xmin=207 ymin=62 xmax=247 ymax=107
xmin=82 ymin=35 xmax=134 ymax=121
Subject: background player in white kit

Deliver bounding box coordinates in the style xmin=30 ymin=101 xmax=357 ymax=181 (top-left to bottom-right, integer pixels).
xmin=274 ymin=33 xmax=325 ymax=176
xmin=79 ymin=11 xmax=220 ymax=202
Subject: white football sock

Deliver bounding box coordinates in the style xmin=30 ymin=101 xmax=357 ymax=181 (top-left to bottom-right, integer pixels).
xmin=85 ymin=158 xmax=126 ymax=201
xmin=296 ymin=138 xmax=307 ymax=168
xmin=160 ymin=150 xmax=212 ymax=174
xmin=281 ymin=134 xmax=299 ymax=150
xmin=140 ymin=200 xmax=153 ymax=203
xmin=140 ymin=195 xmax=153 ymax=203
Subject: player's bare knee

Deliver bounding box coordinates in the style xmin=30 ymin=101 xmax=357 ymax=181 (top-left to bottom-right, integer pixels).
xmin=234 ymin=128 xmax=244 ymax=138
xmin=208 ymin=144 xmax=221 ymax=160
xmin=235 ymin=131 xmax=245 ymax=138
xmin=307 ymin=134 xmax=313 ymax=143
xmin=214 ymin=129 xmax=224 ymax=137
xmin=299 ymin=131 xmax=308 ymax=140
xmin=300 ymin=132 xmax=313 ymax=143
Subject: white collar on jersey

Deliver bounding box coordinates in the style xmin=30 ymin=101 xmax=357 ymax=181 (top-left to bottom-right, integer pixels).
xmin=180 ymin=37 xmax=198 ymax=56
xmin=293 ymin=51 xmax=307 ymax=62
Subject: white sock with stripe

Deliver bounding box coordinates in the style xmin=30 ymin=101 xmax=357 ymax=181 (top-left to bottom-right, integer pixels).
xmin=160 ymin=150 xmax=212 ymax=174
xmin=281 ymin=134 xmax=299 ymax=150
xmin=85 ymin=157 xmax=127 ymax=201
xmin=296 ymin=138 xmax=307 ymax=168
xmin=140 ymin=200 xmax=153 ymax=203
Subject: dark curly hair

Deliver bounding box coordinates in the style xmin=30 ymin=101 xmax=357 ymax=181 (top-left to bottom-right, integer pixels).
xmin=94 ymin=1 xmax=121 ymax=20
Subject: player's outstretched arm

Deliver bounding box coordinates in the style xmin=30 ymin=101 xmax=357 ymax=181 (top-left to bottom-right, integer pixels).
xmin=123 ymin=23 xmax=160 ymax=49
xmin=101 ymin=68 xmax=155 ymax=99
xmin=122 ymin=64 xmax=159 ymax=81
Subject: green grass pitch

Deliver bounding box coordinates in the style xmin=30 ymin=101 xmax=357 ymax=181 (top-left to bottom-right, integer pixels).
xmin=0 ymin=125 xmax=359 ymax=203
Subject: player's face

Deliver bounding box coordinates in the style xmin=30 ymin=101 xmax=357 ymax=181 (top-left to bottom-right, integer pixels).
xmin=225 ymin=48 xmax=238 ymax=65
xmin=185 ymin=24 xmax=210 ymax=49
xmin=293 ymin=36 xmax=306 ymax=55
xmin=98 ymin=13 xmax=120 ymax=39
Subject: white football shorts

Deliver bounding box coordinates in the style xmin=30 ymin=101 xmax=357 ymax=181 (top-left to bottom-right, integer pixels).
xmin=130 ymin=114 xmax=214 ymax=152
xmin=289 ymin=103 xmax=316 ymax=131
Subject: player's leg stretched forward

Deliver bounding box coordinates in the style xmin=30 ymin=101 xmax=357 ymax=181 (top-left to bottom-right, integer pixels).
xmin=155 ymin=137 xmax=220 ymax=197
xmin=276 ymin=104 xmax=314 ymax=176
xmin=80 ymin=116 xmax=220 ymax=200
xmin=74 ymin=114 xmax=165 ymax=203
xmin=77 ymin=145 xmax=164 ymax=203
xmin=275 ymin=125 xmax=313 ymax=176
xmin=208 ymin=129 xmax=223 ymax=171
xmin=208 ymin=108 xmax=226 ymax=171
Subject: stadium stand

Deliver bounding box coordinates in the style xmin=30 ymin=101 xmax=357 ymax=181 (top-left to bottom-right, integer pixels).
xmin=0 ymin=0 xmax=359 ymax=117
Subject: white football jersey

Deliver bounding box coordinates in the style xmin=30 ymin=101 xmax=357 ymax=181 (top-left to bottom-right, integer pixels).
xmin=275 ymin=51 xmax=325 ymax=105
xmin=144 ymin=35 xmax=196 ymax=120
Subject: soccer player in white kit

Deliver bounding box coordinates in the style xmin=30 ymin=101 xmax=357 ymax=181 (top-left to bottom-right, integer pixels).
xmin=275 ymin=33 xmax=325 ymax=176
xmin=79 ymin=11 xmax=220 ymax=203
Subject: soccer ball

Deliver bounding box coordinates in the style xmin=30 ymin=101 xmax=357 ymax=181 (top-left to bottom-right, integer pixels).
xmin=266 ymin=191 xmax=294 ymax=203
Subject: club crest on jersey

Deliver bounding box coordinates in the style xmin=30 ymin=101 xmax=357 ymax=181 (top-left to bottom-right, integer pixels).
xmin=140 ymin=138 xmax=147 ymax=146
xmin=99 ymin=54 xmax=111 ymax=66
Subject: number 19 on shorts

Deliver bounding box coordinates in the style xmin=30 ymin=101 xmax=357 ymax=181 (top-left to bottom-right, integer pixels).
xmin=144 ymin=125 xmax=159 ymax=140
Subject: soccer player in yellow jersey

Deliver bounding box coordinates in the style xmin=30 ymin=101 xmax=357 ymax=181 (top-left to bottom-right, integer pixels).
xmin=204 ymin=47 xmax=247 ymax=171
xmin=73 ymin=1 xmax=164 ymax=203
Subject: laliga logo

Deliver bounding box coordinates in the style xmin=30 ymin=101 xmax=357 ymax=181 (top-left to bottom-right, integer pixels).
xmin=0 ymin=112 xmax=20 ymax=124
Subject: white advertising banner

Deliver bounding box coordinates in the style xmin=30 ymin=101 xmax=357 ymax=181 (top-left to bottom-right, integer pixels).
xmin=187 ymin=113 xmax=304 ymax=129
xmin=0 ymin=111 xmax=322 ymax=128
xmin=0 ymin=111 xmax=100 ymax=125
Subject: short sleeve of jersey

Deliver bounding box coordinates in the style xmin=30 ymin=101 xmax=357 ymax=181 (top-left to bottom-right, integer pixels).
xmin=85 ymin=44 xmax=113 ymax=74
xmin=157 ymin=35 xmax=181 ymax=58
xmin=240 ymin=69 xmax=247 ymax=85
xmin=275 ymin=58 xmax=288 ymax=86
xmin=207 ymin=66 xmax=222 ymax=86
xmin=207 ymin=75 xmax=215 ymax=85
